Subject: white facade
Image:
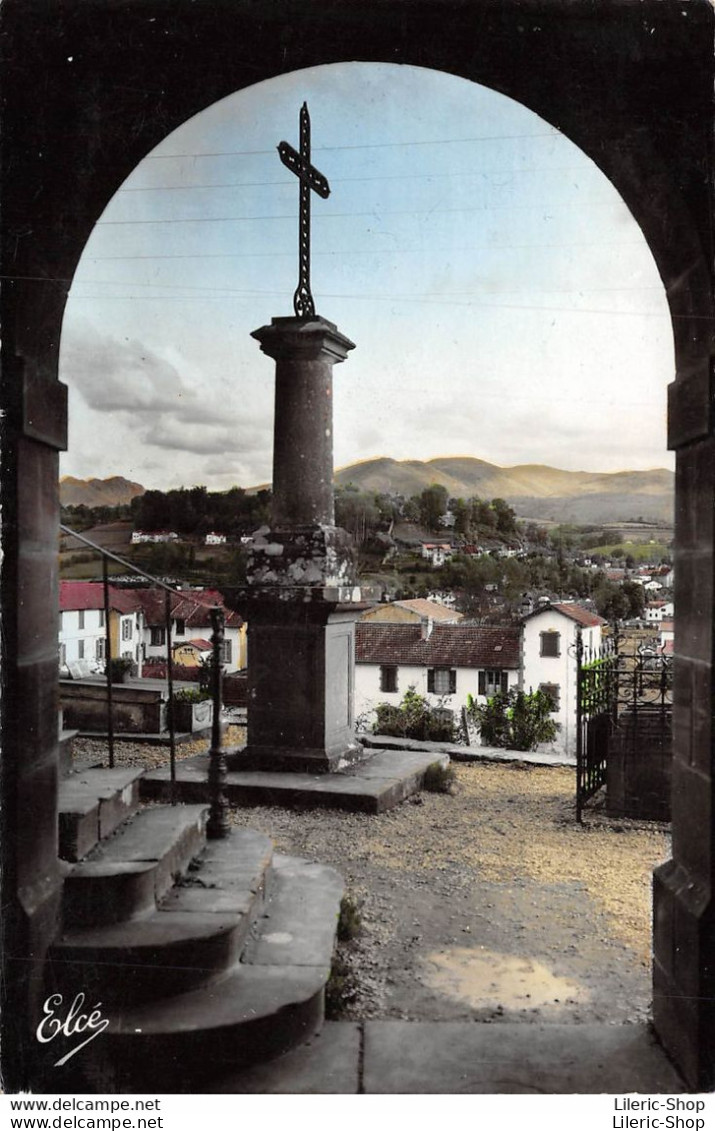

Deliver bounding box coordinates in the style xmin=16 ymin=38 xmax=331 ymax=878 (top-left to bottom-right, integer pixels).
xmin=355 ymin=660 xmax=519 ymax=728
xmin=644 ymin=601 xmax=674 ymax=623
xmin=59 ymin=607 xmax=144 ymax=674
xmin=521 ymin=607 xmax=604 ymax=756
xmin=143 ymin=616 xmax=242 ymax=673
xmin=205 ymin=532 xmax=227 ymax=545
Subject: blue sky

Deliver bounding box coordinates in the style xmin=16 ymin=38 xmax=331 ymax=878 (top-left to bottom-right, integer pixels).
xmin=59 ymin=62 xmax=674 ymax=492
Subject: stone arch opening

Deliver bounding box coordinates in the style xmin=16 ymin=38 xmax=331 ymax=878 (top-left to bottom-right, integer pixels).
xmin=2 ymin=0 xmax=712 ymax=1091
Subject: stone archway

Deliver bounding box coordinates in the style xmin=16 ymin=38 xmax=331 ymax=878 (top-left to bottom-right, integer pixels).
xmin=2 ymin=0 xmax=713 ymax=1091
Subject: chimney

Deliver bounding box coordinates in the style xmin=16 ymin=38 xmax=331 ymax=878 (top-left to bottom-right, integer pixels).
xmin=422 ymin=616 xmax=434 ymax=640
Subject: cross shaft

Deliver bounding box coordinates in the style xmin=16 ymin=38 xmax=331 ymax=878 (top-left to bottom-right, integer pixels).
xmin=277 ymin=102 xmax=330 ymax=318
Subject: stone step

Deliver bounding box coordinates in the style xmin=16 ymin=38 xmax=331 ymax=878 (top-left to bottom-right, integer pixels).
xmin=141 ymin=747 xmax=451 ymax=813
xmin=58 ymin=768 xmax=144 ymax=862
xmin=59 ymin=728 xmax=79 ymax=779
xmin=62 ymin=805 xmax=208 ymax=928
xmin=74 ymin=854 xmax=344 ymax=1091
xmin=50 ymin=829 xmax=273 ymax=1007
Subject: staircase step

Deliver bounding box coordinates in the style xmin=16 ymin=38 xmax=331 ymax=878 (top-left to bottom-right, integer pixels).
xmin=62 ymin=805 xmax=208 ymax=928
xmin=58 ymin=768 xmax=144 ymax=862
xmin=59 ymin=728 xmax=79 ymax=778
xmin=83 ymin=856 xmax=344 ymax=1091
xmin=51 ymin=830 xmax=273 ymax=1007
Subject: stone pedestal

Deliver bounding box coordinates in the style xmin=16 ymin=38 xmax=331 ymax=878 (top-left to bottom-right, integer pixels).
xmin=241 ymin=315 xmax=364 ymax=772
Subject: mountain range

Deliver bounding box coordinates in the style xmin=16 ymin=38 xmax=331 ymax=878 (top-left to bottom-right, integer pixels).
xmin=60 ymin=476 xmax=145 ymax=508
xmin=61 ymin=457 xmax=675 ymax=524
xmin=334 ymin=457 xmax=675 ymax=525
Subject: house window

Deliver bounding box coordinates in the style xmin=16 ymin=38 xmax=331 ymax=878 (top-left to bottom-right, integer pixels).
xmin=151 ymin=626 xmax=166 ymax=647
xmin=539 ymin=683 xmax=561 ymax=712
xmin=540 ymin=631 xmax=561 ymax=657
xmin=78 ymin=610 xmax=85 ymax=630
xmin=174 ymin=618 xmax=185 ymax=636
xmin=220 ymin=640 xmax=232 ymax=664
xmin=428 ymin=668 xmax=456 ymax=695
xmin=479 ymin=669 xmax=509 ymax=697
xmin=78 ymin=639 xmax=85 ymax=660
xmin=99 ymin=609 xmax=105 ymax=628
xmin=96 ymin=638 xmax=106 ymax=661
xmin=380 ymin=664 xmax=398 ymax=693
xmin=121 ymin=619 xmax=133 ymax=640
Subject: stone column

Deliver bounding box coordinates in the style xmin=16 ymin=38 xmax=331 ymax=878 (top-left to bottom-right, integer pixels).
xmin=652 ymin=354 xmax=715 ymax=1089
xmin=237 ymin=315 xmax=365 ymax=773
xmin=252 ymin=316 xmax=353 ymax=529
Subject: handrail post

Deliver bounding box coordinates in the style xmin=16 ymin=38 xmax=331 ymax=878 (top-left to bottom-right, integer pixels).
xmin=102 ymin=557 xmax=115 ymax=768
xmin=164 ymin=590 xmax=176 ymax=803
xmin=206 ymin=606 xmax=229 ymax=839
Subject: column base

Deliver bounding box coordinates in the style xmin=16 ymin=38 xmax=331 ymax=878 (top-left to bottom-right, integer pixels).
xmin=228 ymin=739 xmax=366 ymax=775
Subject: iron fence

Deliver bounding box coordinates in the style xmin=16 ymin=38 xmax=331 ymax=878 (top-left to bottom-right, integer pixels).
xmin=59 ymin=525 xmax=228 ymax=832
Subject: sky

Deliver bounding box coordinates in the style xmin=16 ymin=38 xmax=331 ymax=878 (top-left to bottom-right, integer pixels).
xmin=58 ymin=62 xmax=675 ymax=493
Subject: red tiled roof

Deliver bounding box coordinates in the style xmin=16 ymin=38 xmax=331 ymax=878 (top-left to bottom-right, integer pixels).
xmin=183 ymin=638 xmax=213 ymax=651
xmin=133 ymin=587 xmax=243 ymax=628
xmin=59 ymin=581 xmax=141 ymax=614
xmin=355 ymin=622 xmax=521 ymax=669
xmin=524 ymin=602 xmax=606 ymax=628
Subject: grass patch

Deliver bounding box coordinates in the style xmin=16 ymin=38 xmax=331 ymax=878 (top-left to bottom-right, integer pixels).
xmin=337 ymin=895 xmax=362 ymax=942
xmin=423 ymin=761 xmax=458 ymax=794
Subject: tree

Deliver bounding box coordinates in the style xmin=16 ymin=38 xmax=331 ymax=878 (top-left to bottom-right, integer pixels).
xmin=419 ymin=484 xmax=449 ymax=531
xmin=467 ymin=689 xmax=559 ymax=751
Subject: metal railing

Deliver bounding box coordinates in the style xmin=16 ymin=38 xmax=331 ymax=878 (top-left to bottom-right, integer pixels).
xmin=59 ymin=525 xmax=228 ymax=831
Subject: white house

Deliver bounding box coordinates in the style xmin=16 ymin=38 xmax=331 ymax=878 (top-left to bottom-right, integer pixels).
xmin=59 ymin=581 xmax=144 ymax=675
xmin=204 ymin=532 xmax=227 ymax=545
xmin=420 ymin=542 xmax=454 ymax=568
xmin=130 ymin=530 xmax=180 ymax=545
xmin=521 ymin=602 xmax=607 ymax=757
xmin=355 ymin=620 xmax=521 ymax=728
xmin=134 ymin=587 xmax=246 ymax=673
xmin=644 ymin=600 xmax=674 ymax=623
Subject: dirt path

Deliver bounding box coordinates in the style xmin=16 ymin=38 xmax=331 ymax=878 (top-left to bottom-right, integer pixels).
xmin=75 ymin=737 xmax=670 ymax=1027
xmin=228 ymin=761 xmax=670 ymax=1026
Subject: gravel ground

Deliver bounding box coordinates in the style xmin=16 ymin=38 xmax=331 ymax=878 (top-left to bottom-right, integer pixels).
xmin=73 ymin=737 xmax=670 ymax=1027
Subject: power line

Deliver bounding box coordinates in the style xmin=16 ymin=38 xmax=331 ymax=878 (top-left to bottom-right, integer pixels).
xmin=79 ymin=240 xmax=648 ymax=263
xmin=118 ymin=163 xmax=593 ymax=193
xmin=142 ymin=129 xmax=563 ymax=161
xmin=94 ymin=196 xmax=618 ymax=226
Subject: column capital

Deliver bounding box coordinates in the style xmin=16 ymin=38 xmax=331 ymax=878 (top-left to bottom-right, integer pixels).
xmin=251 ymin=315 xmax=355 ymax=363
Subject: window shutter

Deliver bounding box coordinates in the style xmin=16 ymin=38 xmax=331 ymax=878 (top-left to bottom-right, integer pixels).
xmin=501 ymin=671 xmax=509 ymax=695
xmin=449 ymin=669 xmax=457 ymax=695
xmin=478 ymin=671 xmax=486 ymax=696
xmin=427 ymin=669 xmax=435 ymax=693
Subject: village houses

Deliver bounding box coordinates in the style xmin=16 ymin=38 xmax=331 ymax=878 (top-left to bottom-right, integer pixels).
xmin=356 ymin=599 xmax=606 ymax=757
xmin=59 ymin=581 xmax=246 ymax=675
xmin=59 ymin=581 xmax=145 ymax=676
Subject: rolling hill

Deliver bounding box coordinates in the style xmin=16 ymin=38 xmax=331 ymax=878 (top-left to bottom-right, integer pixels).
xmin=334 ymin=457 xmax=674 ymax=524
xmin=60 ymin=476 xmax=145 ymax=508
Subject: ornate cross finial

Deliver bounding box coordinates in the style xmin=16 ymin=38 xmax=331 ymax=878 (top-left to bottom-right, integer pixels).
xmin=277 ymin=102 xmax=330 ymax=318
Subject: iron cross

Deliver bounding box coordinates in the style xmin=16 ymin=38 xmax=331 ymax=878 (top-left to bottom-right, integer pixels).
xmin=278 ymin=102 xmax=330 ymax=318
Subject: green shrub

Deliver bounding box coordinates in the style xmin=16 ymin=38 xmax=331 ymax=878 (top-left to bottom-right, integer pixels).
xmin=373 ymin=686 xmax=457 ymax=743
xmin=171 ymin=687 xmax=211 ymax=704
xmin=467 ymin=688 xmax=559 ymax=751
xmin=337 ymin=895 xmax=362 ymax=941
xmin=423 ymin=760 xmax=457 ymax=794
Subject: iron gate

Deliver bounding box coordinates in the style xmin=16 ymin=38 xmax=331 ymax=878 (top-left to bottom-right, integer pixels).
xmin=576 ymin=628 xmax=673 ymax=821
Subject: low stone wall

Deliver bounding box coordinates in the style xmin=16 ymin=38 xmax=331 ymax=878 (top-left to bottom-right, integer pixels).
xmin=60 ymin=680 xmax=165 ymax=735
xmin=606 ymin=708 xmax=672 ymax=821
